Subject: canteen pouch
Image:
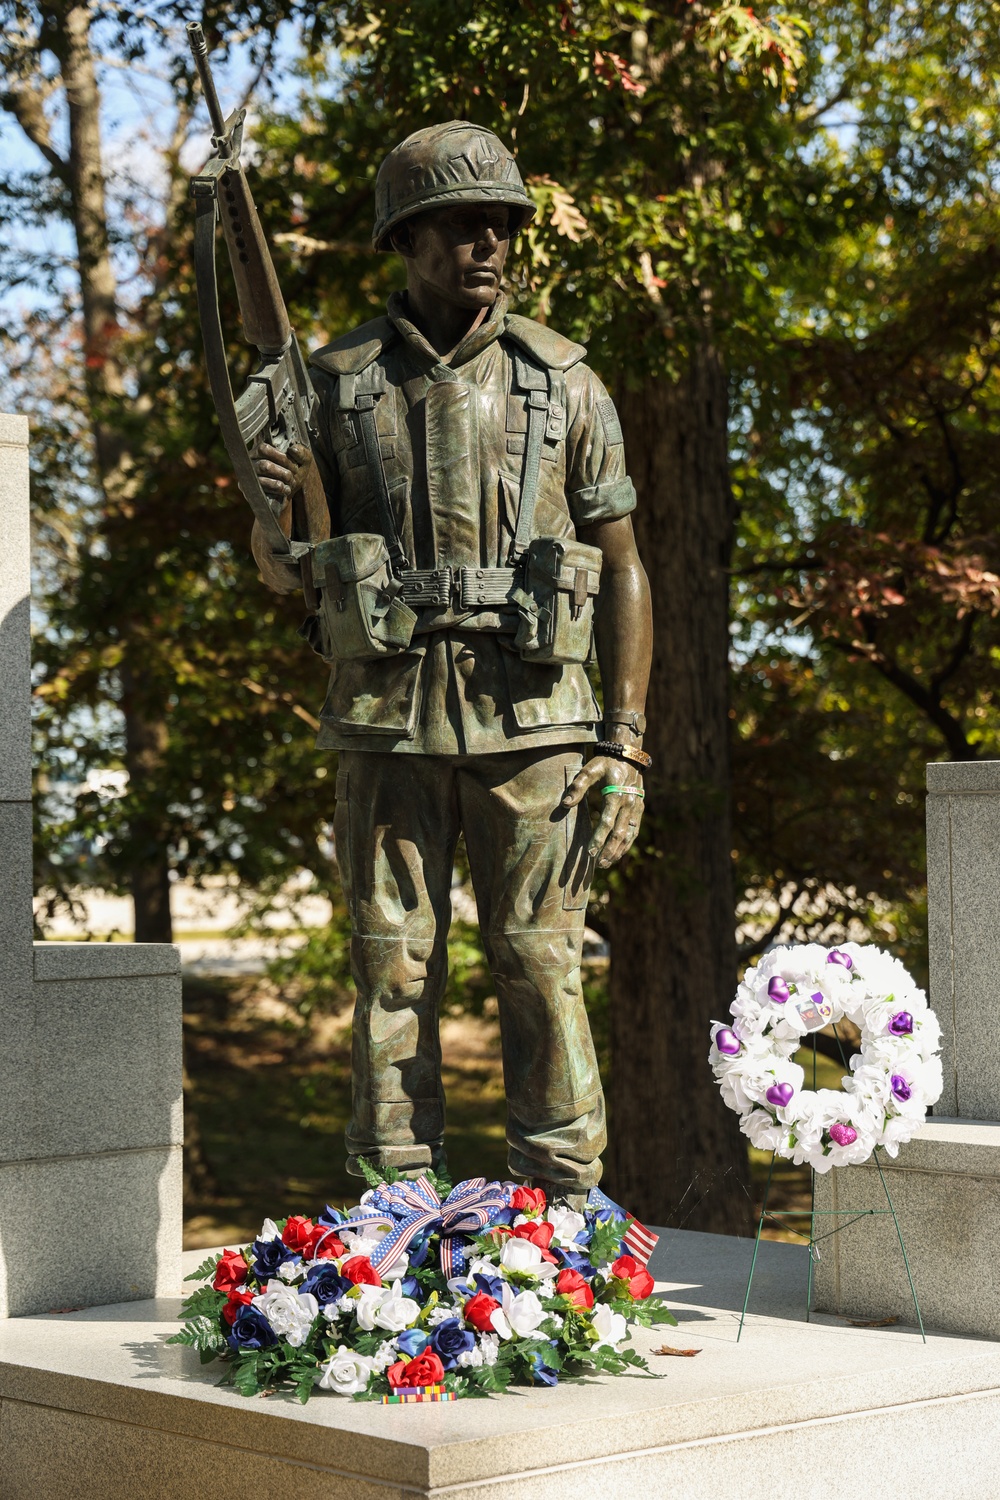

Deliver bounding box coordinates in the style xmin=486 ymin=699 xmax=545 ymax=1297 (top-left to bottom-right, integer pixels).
xmin=308 ymin=533 xmax=417 ymax=662
xmin=513 ymin=536 xmax=602 ymax=665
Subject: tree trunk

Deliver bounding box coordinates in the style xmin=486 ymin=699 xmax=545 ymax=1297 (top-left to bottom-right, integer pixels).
xmin=121 ymin=661 xmax=174 ymax=944
xmin=606 ymin=343 xmax=751 ymax=1235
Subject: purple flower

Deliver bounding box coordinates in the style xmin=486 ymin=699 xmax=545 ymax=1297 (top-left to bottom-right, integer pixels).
xmin=429 ymin=1318 xmax=476 ymax=1371
xmin=300 ymin=1264 xmax=351 ymax=1306
xmin=396 ymin=1327 xmax=430 ymax=1359
xmin=226 ymin=1306 xmax=277 ymax=1352
xmin=251 ymin=1236 xmax=293 ymax=1280
xmin=890 ymin=1074 xmax=912 ymax=1102
xmin=888 ymin=1011 xmax=914 ymax=1036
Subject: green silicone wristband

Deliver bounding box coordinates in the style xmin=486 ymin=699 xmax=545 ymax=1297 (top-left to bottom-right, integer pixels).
xmin=601 ymin=785 xmax=645 ymax=798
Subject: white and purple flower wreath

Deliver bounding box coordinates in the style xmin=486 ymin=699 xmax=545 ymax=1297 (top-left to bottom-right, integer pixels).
xmin=708 ymin=942 xmax=943 ymax=1173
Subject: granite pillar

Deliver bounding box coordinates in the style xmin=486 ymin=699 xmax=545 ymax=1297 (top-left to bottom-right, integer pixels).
xmin=0 ymin=414 xmax=183 ymax=1317
xmin=812 ymin=759 xmax=1000 ymax=1337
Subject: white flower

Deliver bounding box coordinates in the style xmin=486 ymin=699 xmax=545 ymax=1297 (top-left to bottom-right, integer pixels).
xmin=491 ymin=1286 xmax=547 ymax=1340
xmin=591 ymin=1302 xmax=627 ymax=1350
xmin=465 ymin=1255 xmax=501 ymax=1280
xmin=380 ymin=1253 xmax=410 ymax=1281
xmin=478 ymin=1332 xmax=500 ymax=1365
xmin=278 ymin=1257 xmax=304 ymax=1284
xmin=318 ymin=1345 xmax=375 ymax=1395
xmin=373 ymin=1283 xmax=421 ymax=1333
xmin=372 ymin=1339 xmax=398 ymax=1372
xmin=427 ymin=1303 xmax=461 ymax=1326
xmin=499 ymin=1237 xmax=559 ymax=1278
xmin=341 ymin=1224 xmax=389 ymax=1256
xmin=321 ymin=1301 xmax=342 ymax=1323
xmin=257 ymin=1218 xmax=280 ymax=1243
xmin=251 ymin=1281 xmax=319 ymax=1348
xmin=457 ymin=1345 xmax=484 ymax=1368
xmin=546 ymin=1206 xmax=587 ymax=1247
xmin=353 ymin=1284 xmax=388 ymax=1330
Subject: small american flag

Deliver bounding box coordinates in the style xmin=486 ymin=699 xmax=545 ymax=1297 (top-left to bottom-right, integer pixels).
xmin=623 ymin=1216 xmax=659 ymax=1267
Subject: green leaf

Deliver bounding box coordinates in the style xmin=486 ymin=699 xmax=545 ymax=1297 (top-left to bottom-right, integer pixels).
xmin=184 ymin=1253 xmax=223 ymax=1283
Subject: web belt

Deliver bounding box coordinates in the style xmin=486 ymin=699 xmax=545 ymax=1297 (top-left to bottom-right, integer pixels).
xmin=397 ymin=566 xmax=518 ymax=609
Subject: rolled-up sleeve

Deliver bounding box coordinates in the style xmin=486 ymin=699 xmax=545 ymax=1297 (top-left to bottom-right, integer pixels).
xmin=565 ymin=366 xmax=637 ymax=528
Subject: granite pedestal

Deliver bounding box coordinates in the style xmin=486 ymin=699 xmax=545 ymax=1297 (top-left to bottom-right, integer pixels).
xmin=812 ymin=759 xmax=1000 ymax=1335
xmin=2 ymin=1231 xmax=999 ymax=1499
xmin=0 ymin=414 xmax=182 ymax=1316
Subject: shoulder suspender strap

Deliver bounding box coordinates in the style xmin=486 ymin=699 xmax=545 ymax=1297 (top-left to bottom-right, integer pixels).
xmin=508 ymin=353 xmax=551 ymax=564
xmin=353 ymin=363 xmax=410 ymax=573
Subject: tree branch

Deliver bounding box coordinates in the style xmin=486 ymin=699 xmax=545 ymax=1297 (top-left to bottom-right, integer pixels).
xmin=0 ymin=82 xmax=70 ymax=184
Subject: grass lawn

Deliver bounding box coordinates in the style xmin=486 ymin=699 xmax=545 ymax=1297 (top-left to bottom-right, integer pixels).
xmin=182 ymin=975 xmax=842 ymax=1249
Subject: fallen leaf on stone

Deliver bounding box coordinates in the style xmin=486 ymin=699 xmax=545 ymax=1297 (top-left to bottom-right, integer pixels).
xmin=846 ymin=1315 xmax=898 ymax=1328
xmin=47 ymin=1307 xmax=84 ymax=1315
xmin=652 ymin=1344 xmax=701 ymax=1356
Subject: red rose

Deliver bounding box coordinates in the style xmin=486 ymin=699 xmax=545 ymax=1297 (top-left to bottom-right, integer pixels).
xmin=221 ymin=1285 xmax=255 ymax=1325
xmin=212 ymin=1249 xmax=248 ymax=1296
xmin=555 ymin=1268 xmax=594 ymax=1309
xmin=610 ymin=1253 xmax=654 ymax=1300
xmin=512 ymin=1219 xmax=558 ymax=1262
xmin=402 ymin=1350 xmax=446 ymax=1387
xmin=510 ymin=1185 xmax=546 ymax=1214
xmin=281 ymin=1216 xmax=317 ymax=1253
xmin=311 ymin=1229 xmax=345 ymax=1260
xmin=628 ymin=1267 xmax=655 ymax=1300
xmin=464 ymin=1291 xmax=501 ymax=1332
xmin=341 ymin=1254 xmax=381 ymax=1286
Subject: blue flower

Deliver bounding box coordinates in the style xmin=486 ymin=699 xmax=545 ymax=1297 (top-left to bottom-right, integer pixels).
xmin=251 ymin=1236 xmax=293 ymax=1280
xmin=300 ymin=1264 xmax=351 ymax=1307
xmin=527 ymin=1346 xmax=559 ymax=1386
xmin=472 ymin=1271 xmax=505 ymax=1300
xmin=396 ymin=1327 xmax=430 ymax=1359
xmin=399 ymin=1275 xmax=422 ymax=1299
xmin=318 ymin=1205 xmax=345 ymax=1228
xmin=226 ymin=1306 xmax=277 ymax=1352
xmin=556 ymin=1248 xmax=596 ymax=1279
xmin=407 ymin=1229 xmax=432 ymax=1268
xmin=429 ymin=1318 xmax=476 ymax=1371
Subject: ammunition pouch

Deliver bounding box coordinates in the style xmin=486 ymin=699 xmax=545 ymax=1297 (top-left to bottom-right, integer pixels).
xmin=305 ymin=533 xmax=417 ymax=662
xmin=513 ymin=536 xmax=602 ymax=664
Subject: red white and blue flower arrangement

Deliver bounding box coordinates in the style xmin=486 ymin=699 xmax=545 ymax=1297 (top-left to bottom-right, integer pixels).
xmin=169 ymin=1168 xmax=676 ymax=1402
xmin=709 ymin=941 xmax=943 ymax=1172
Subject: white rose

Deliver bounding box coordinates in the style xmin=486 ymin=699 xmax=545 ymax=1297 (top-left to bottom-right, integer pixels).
xmin=505 ymin=1289 xmax=547 ymax=1338
xmin=546 ymin=1206 xmax=587 ymax=1246
xmin=499 ymin=1237 xmax=558 ymax=1278
xmin=257 ymin=1217 xmax=280 ymax=1243
xmin=353 ymin=1284 xmax=388 ymax=1331
xmin=251 ymin=1282 xmax=319 ymax=1348
xmin=591 ymin=1302 xmax=627 ymax=1350
xmin=373 ymin=1283 xmax=421 ymax=1333
xmin=318 ymin=1344 xmax=375 ymax=1395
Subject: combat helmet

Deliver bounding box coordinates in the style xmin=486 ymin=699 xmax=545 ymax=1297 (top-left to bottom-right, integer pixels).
xmin=373 ymin=120 xmax=535 ymax=251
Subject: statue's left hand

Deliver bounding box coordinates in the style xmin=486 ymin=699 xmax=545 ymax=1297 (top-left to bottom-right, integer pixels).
xmin=562 ymin=755 xmax=645 ymax=869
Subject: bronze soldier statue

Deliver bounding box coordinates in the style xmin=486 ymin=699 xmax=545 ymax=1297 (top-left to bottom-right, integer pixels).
xmin=245 ymin=122 xmax=652 ymax=1211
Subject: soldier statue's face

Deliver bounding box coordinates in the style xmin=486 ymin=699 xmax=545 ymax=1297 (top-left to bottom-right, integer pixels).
xmin=393 ymin=203 xmax=511 ymax=311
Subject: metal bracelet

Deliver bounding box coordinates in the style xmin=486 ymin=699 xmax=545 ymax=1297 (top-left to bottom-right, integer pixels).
xmin=595 ymin=739 xmax=652 ymax=770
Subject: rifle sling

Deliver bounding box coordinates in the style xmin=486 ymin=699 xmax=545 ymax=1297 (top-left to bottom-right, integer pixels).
xmin=509 ymin=359 xmax=552 ymax=565
xmin=192 ymin=188 xmax=295 ymax=560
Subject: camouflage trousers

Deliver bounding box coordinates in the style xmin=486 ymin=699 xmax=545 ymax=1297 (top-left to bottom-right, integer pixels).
xmin=334 ymin=746 xmax=606 ymax=1192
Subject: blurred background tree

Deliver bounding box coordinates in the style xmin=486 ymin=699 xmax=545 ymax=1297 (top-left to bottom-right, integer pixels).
xmin=5 ymin=0 xmax=999 ymax=1233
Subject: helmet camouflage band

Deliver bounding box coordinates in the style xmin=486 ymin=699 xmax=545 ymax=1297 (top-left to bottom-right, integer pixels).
xmin=373 ymin=120 xmax=536 ymax=251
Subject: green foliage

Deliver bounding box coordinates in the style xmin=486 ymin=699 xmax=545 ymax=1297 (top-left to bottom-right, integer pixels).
xmin=166 ymin=1315 xmax=227 ymax=1358
xmin=184 ymin=1253 xmax=224 ymax=1283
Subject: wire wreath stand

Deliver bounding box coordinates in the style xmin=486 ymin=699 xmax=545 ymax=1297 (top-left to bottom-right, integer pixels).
xmin=737 ymin=1021 xmax=926 ymax=1343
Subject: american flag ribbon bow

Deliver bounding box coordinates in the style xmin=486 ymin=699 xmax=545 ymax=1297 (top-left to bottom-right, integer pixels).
xmin=334 ymin=1176 xmax=516 ymax=1277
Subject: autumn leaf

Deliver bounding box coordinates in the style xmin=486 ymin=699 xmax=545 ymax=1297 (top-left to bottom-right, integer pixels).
xmin=653 ymin=1344 xmax=701 ymax=1356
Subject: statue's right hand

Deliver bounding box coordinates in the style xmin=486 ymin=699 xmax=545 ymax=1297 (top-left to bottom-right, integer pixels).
xmin=253 ymin=441 xmax=313 ymax=513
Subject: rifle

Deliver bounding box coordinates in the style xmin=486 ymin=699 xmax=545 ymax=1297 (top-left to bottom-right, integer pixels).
xmin=186 ymin=21 xmax=327 ymax=608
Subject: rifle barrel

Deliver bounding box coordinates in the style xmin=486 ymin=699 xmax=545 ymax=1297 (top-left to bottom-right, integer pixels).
xmin=186 ymin=22 xmax=229 ymax=149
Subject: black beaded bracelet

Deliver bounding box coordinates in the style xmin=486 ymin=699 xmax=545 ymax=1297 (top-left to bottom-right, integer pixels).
xmin=594 ymin=739 xmax=652 ymax=770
